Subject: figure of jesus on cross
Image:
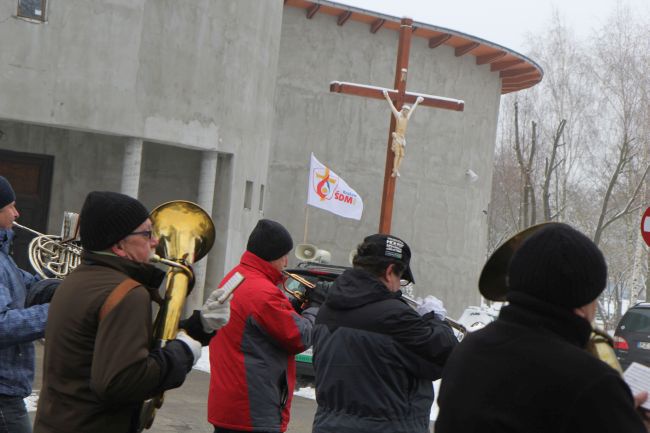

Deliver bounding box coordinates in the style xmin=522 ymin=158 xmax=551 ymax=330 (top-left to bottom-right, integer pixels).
xmin=330 ymin=17 xmax=465 ymax=234
xmin=383 ymin=88 xmax=424 ymax=178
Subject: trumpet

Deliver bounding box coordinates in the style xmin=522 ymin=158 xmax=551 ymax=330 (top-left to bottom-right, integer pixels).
xmin=282 ymin=270 xmax=316 ymax=302
xmin=282 ymin=271 xmax=467 ymax=340
xmin=401 ymin=294 xmax=468 ymax=340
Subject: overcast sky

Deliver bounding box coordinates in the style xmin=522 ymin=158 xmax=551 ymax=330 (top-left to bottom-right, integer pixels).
xmin=339 ymin=0 xmax=649 ymax=54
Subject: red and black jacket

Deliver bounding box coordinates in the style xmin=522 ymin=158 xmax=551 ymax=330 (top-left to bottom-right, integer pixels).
xmin=208 ymin=251 xmax=316 ymax=432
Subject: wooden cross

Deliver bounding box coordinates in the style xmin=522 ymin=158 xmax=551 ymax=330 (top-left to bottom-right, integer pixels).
xmin=330 ymin=17 xmax=464 ymax=234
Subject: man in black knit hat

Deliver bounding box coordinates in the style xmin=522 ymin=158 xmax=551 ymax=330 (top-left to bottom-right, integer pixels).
xmin=0 ymin=176 xmax=56 ymax=433
xmin=207 ymin=219 xmax=319 ymax=433
xmin=34 ymin=191 xmax=230 ymax=433
xmin=436 ymin=223 xmax=649 ymax=433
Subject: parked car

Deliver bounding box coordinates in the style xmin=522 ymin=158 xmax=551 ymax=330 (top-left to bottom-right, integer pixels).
xmin=614 ymin=302 xmax=650 ymax=370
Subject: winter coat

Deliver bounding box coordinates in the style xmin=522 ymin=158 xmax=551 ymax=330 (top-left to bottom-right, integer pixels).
xmin=311 ymin=268 xmax=457 ymax=433
xmin=208 ymin=251 xmax=316 ymax=432
xmin=0 ymin=228 xmax=47 ymax=398
xmin=435 ymin=291 xmax=647 ymax=433
xmin=34 ymin=251 xmax=194 ymax=433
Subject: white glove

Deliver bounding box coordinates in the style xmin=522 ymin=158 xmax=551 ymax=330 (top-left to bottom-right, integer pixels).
xmin=175 ymin=330 xmax=202 ymax=366
xmin=415 ymin=295 xmax=447 ymax=320
xmin=200 ymin=288 xmax=231 ymax=332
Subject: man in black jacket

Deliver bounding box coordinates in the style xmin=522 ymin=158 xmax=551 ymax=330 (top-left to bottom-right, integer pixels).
xmin=435 ymin=223 xmax=649 ymax=433
xmin=311 ymin=234 xmax=457 ymax=433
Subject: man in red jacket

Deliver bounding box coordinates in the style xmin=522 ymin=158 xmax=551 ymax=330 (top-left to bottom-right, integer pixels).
xmin=208 ymin=219 xmax=318 ymax=433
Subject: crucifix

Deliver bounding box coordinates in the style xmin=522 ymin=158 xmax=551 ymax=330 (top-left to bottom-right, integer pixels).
xmin=330 ymin=17 xmax=465 ymax=234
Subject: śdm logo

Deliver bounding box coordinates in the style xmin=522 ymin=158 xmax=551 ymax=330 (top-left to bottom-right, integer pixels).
xmin=314 ymin=167 xmax=337 ymax=201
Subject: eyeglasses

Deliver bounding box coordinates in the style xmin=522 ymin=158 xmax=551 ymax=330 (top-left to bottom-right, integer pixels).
xmin=400 ymin=279 xmax=411 ymax=287
xmin=127 ymin=230 xmax=153 ymax=240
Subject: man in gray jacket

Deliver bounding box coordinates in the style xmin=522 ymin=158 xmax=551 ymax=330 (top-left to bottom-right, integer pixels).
xmin=0 ymin=176 xmax=52 ymax=433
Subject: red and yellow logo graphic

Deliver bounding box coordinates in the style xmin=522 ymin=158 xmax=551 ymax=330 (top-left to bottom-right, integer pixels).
xmin=314 ymin=167 xmax=337 ymax=201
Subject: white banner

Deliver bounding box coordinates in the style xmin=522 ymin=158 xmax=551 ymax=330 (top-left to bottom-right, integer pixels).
xmin=307 ymin=153 xmax=363 ymax=220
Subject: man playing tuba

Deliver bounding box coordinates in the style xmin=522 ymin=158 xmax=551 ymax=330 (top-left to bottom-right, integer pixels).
xmin=34 ymin=191 xmax=230 ymax=433
xmin=436 ymin=223 xmax=649 ymax=433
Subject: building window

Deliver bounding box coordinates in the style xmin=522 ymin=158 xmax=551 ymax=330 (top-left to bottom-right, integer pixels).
xmin=17 ymin=0 xmax=46 ymax=21
xmin=259 ymin=184 xmax=265 ymax=212
xmin=244 ymin=180 xmax=253 ymax=210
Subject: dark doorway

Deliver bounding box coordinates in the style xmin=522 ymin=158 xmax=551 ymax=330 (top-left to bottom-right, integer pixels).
xmin=0 ymin=149 xmax=54 ymax=272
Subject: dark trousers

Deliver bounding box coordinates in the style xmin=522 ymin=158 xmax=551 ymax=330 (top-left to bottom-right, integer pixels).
xmin=0 ymin=396 xmax=31 ymax=433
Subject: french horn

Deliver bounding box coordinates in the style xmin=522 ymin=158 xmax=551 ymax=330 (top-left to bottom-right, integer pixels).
xmin=478 ymin=223 xmax=622 ymax=373
xmin=13 ymin=211 xmax=82 ymax=279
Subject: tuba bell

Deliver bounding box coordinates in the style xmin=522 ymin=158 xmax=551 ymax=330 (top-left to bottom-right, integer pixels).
xmin=136 ymin=200 xmax=216 ymax=432
xmin=478 ymin=223 xmax=622 ymax=373
xmin=13 ymin=211 xmax=82 ymax=279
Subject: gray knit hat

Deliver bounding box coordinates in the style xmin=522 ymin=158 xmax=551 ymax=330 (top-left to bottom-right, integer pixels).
xmin=79 ymin=191 xmax=150 ymax=251
xmin=0 ymin=176 xmax=16 ymax=209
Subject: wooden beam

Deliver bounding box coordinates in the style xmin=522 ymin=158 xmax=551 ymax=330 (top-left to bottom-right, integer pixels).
xmin=428 ymin=33 xmax=451 ymax=49
xmin=502 ymin=79 xmax=540 ymax=90
xmin=337 ymin=10 xmax=352 ymax=26
xmin=499 ymin=67 xmax=537 ymax=78
xmin=306 ymin=4 xmax=320 ymax=19
xmin=502 ymin=74 xmax=540 ymax=85
xmin=476 ymin=51 xmax=506 ymax=65
xmin=455 ymin=42 xmax=480 ymax=57
xmin=491 ymin=59 xmax=525 ymax=72
xmin=370 ymin=18 xmax=385 ymax=34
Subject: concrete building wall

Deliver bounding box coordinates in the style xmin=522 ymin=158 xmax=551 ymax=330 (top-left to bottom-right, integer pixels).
xmin=267 ymin=7 xmax=501 ymax=317
xmin=0 ymin=0 xmax=285 ymax=303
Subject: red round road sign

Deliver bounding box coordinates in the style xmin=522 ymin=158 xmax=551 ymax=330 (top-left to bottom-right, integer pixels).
xmin=642 ymin=207 xmax=650 ymax=247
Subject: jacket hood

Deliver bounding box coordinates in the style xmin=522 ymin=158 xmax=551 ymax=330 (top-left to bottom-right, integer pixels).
xmin=240 ymin=250 xmax=284 ymax=285
xmin=0 ymin=228 xmax=13 ymax=255
xmin=325 ymin=268 xmax=400 ymax=310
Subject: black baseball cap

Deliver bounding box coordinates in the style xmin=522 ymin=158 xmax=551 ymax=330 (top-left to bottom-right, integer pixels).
xmin=357 ymin=234 xmax=415 ymax=283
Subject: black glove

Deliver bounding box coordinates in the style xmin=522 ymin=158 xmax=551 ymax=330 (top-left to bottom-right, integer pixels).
xmin=26 ymin=278 xmax=60 ymax=307
xmin=306 ymin=280 xmax=331 ymax=308
xmin=178 ymin=310 xmax=215 ymax=346
xmin=290 ymin=296 xmax=304 ymax=314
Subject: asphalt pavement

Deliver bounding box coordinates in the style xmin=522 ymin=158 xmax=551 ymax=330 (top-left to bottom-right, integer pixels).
xmin=30 ymin=340 xmax=317 ymax=432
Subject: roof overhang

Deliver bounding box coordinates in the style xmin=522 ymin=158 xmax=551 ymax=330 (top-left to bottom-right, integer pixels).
xmin=284 ymin=0 xmax=543 ymax=94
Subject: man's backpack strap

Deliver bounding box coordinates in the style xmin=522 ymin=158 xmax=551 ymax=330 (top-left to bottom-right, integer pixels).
xmin=99 ymin=278 xmax=141 ymax=321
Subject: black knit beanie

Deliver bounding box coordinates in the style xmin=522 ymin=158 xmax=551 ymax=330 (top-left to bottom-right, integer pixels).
xmin=507 ymin=223 xmax=607 ymax=309
xmin=246 ymin=219 xmax=293 ymax=262
xmin=79 ymin=191 xmax=150 ymax=251
xmin=0 ymin=176 xmax=16 ymax=209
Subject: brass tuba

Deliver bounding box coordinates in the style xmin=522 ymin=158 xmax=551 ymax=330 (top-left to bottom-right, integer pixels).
xmin=13 ymin=212 xmax=82 ymax=279
xmin=478 ymin=223 xmax=622 ymax=373
xmin=136 ymin=200 xmax=216 ymax=432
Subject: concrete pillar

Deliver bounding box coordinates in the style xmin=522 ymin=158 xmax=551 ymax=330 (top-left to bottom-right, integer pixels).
xmin=121 ymin=138 xmax=143 ymax=198
xmin=186 ymin=150 xmax=219 ymax=311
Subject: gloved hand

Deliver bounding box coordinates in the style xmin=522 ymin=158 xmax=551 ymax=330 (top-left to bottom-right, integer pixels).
xmin=26 ymin=278 xmax=61 ymax=307
xmin=306 ymin=281 xmax=331 ymax=308
xmin=415 ymin=295 xmax=447 ymax=320
xmin=290 ymin=296 xmax=304 ymax=313
xmin=200 ymin=288 xmax=231 ymax=332
xmin=175 ymin=330 xmax=202 ymax=366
